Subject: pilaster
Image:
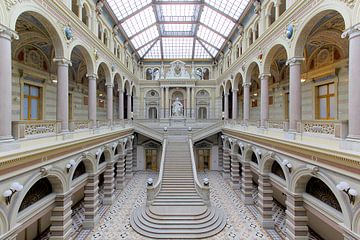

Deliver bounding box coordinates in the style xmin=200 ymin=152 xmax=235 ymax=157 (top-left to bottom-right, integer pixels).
xmin=103 ymin=162 xmax=115 ymax=205
xmin=116 ymin=154 xmax=126 ymax=190
xmin=49 ymin=192 xmax=73 ymax=240
xmin=222 ymin=147 xmax=230 ymax=180
xmin=83 ymin=174 xmax=99 ymax=229
xmin=241 ymin=161 xmax=253 ymax=205
xmin=87 ymin=74 xmax=97 ymax=128
xmin=230 ymin=153 xmax=240 ymax=189
xmin=258 ymin=174 xmax=274 ymax=229
xmin=126 ymin=147 xmax=133 ymax=178
xmin=285 ymin=193 xmax=308 ymax=240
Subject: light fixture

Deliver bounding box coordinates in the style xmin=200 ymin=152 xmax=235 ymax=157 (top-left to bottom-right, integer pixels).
xmin=254 ymin=93 xmax=258 ymax=97
xmin=188 ymin=127 xmax=192 ymax=132
xmin=112 ymin=143 xmax=117 ymax=151
xmin=220 ymin=135 xmax=225 ymax=140
xmin=203 ymin=178 xmax=209 ymax=186
xmin=301 ymin=78 xmax=306 ymax=83
xmin=147 ymin=178 xmax=153 ymax=187
xmin=3 ymin=182 xmax=23 ymax=205
xmin=164 ymin=127 xmax=168 ymax=132
xmin=66 ymin=159 xmax=77 ymax=173
xmin=131 ymin=135 xmax=135 ymax=140
xmin=282 ymin=159 xmax=293 ymax=172
xmin=336 ymin=181 xmax=358 ymax=204
xmin=52 ymin=79 xmax=58 ymax=83
xmin=99 ymin=93 xmax=103 ymax=97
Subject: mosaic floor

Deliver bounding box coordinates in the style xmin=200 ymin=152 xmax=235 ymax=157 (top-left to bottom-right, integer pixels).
xmin=85 ymin=171 xmax=277 ymax=240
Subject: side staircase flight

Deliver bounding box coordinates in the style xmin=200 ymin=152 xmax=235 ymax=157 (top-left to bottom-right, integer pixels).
xmin=130 ymin=133 xmax=226 ymax=239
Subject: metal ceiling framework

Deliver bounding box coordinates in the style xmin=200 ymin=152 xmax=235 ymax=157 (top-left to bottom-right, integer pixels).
xmin=106 ymin=0 xmax=251 ymax=60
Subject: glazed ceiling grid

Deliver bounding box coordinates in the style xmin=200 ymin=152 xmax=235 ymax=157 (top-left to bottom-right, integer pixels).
xmin=106 ymin=0 xmax=251 ymax=60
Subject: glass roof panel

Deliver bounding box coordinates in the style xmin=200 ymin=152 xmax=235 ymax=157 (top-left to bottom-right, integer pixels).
xmin=144 ymin=40 xmax=162 ymax=59
xmin=197 ymin=25 xmax=225 ymax=49
xmin=198 ymin=40 xmax=218 ymax=57
xmin=205 ymin=0 xmax=251 ymax=19
xmin=107 ymin=0 xmax=151 ymax=19
xmin=138 ymin=40 xmax=157 ymax=57
xmin=200 ymin=6 xmax=235 ymax=36
xmin=163 ymin=24 xmax=193 ymax=32
xmin=158 ymin=4 xmax=197 ymax=22
xmin=162 ymin=37 xmax=194 ymax=59
xmin=121 ymin=7 xmax=156 ymax=37
xmin=194 ymin=40 xmax=211 ymax=59
xmin=131 ymin=25 xmax=159 ymax=49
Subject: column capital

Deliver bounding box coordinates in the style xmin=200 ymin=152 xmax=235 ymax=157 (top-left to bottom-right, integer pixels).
xmin=286 ymin=57 xmax=304 ymax=66
xmin=53 ymin=58 xmax=72 ymax=66
xmin=242 ymin=82 xmax=251 ymax=88
xmin=105 ymin=82 xmax=114 ymax=88
xmin=342 ymin=23 xmax=360 ymax=39
xmin=0 ymin=24 xmax=19 ymax=40
xmin=86 ymin=73 xmax=98 ymax=80
xmin=232 ymin=89 xmax=239 ymax=93
xmin=259 ymin=73 xmax=271 ymax=80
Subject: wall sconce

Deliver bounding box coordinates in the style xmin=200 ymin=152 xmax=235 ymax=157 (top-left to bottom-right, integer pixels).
xmin=147 ymin=178 xmax=153 ymax=187
xmin=336 ymin=181 xmax=358 ymax=204
xmin=203 ymin=178 xmax=209 ymax=186
xmin=282 ymin=159 xmax=293 ymax=172
xmin=96 ymin=149 xmax=103 ymax=159
xmin=3 ymin=182 xmax=23 ymax=205
xmin=256 ymin=150 xmax=262 ymax=157
xmin=131 ymin=135 xmax=135 ymax=140
xmin=188 ymin=127 xmax=192 ymax=132
xmin=220 ymin=135 xmax=225 ymax=140
xmin=163 ymin=127 xmax=168 ymax=132
xmin=112 ymin=143 xmax=117 ymax=151
xmin=66 ymin=160 xmax=76 ymax=173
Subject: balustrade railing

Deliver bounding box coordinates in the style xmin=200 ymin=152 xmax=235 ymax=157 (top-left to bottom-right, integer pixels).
xmin=12 ymin=120 xmax=61 ymax=139
xmin=297 ymin=120 xmax=348 ymax=138
xmin=69 ymin=120 xmax=92 ymax=131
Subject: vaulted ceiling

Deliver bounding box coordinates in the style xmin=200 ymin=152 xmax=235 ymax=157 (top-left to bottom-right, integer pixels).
xmin=106 ymin=0 xmax=251 ymax=60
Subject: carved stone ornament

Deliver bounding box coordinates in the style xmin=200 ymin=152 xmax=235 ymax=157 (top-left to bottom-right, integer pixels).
xmin=285 ymin=24 xmax=294 ymax=40
xmin=0 ymin=24 xmax=19 ymax=40
xmin=340 ymin=0 xmax=355 ymax=8
xmin=64 ymin=25 xmax=74 ymax=41
xmin=5 ymin=0 xmax=23 ymax=10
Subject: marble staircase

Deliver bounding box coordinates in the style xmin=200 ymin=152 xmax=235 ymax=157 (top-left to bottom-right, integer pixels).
xmin=130 ymin=134 xmax=226 ymax=239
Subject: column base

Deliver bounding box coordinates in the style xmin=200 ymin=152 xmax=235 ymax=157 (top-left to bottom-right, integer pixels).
xmin=0 ymin=138 xmax=19 ymax=152
xmin=340 ymin=137 xmax=360 ymax=151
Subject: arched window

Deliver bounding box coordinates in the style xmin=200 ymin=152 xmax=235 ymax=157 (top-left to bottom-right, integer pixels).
xmin=73 ymin=161 xmax=86 ymax=180
xmin=82 ymin=4 xmax=89 ymax=27
xmin=248 ymin=28 xmax=253 ymax=46
xmin=146 ymin=69 xmax=153 ymax=80
xmin=198 ymin=107 xmax=207 ymax=119
xmin=149 ymin=107 xmax=158 ymax=119
xmin=251 ymin=152 xmax=258 ymax=164
xmin=72 ymin=0 xmax=79 ymax=16
xmin=271 ymin=161 xmax=285 ymax=180
xmin=195 ymin=68 xmax=203 ymax=80
xmin=269 ymin=3 xmax=276 ymax=26
xmin=254 ymin=22 xmax=259 ymax=40
xmin=203 ymin=68 xmax=210 ymax=80
xmin=19 ymin=178 xmax=53 ymax=212
xmin=103 ymin=29 xmax=108 ymax=46
xmin=98 ymin=24 xmax=103 ymax=40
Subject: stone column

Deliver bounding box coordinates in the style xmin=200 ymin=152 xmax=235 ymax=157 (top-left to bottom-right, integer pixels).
xmin=160 ymin=87 xmax=165 ymax=118
xmin=106 ymin=83 xmax=113 ymax=125
xmin=230 ymin=153 xmax=240 ymax=189
xmin=343 ymin=24 xmax=360 ymax=139
xmin=119 ymin=90 xmax=124 ymax=120
xmin=285 ymin=193 xmax=308 ymax=240
xmin=83 ymin=174 xmax=99 ymax=228
xmin=125 ymin=147 xmax=133 ymax=178
xmin=232 ymin=90 xmax=238 ymax=120
xmin=287 ymin=58 xmax=303 ymax=132
xmin=87 ymin=74 xmax=97 ymax=128
xmin=275 ymin=4 xmax=280 ymax=19
xmin=127 ymin=93 xmax=132 ymax=119
xmin=260 ymin=74 xmax=270 ymax=128
xmin=77 ymin=0 xmax=83 ymax=20
xmin=187 ymin=87 xmax=191 ymax=117
xmin=191 ymin=87 xmax=196 ymax=118
xmin=165 ymin=87 xmax=169 ymax=118
xmin=241 ymin=161 xmax=253 ymax=205
xmin=0 ymin=25 xmax=18 ymax=141
xmin=243 ymin=82 xmax=251 ymax=124
xmin=224 ymin=93 xmax=229 ymax=120
xmin=116 ymin=154 xmax=126 ymax=190
xmin=258 ymin=174 xmax=274 ymax=228
xmin=222 ymin=147 xmax=230 ymax=180
xmin=103 ymin=162 xmax=115 ymax=205
xmin=49 ymin=192 xmax=73 ymax=240
xmin=54 ymin=59 xmax=71 ymax=132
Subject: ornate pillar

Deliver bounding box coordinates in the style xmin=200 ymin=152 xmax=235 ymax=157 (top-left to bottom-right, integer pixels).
xmin=0 ymin=25 xmax=18 ymax=141
xmin=343 ymin=24 xmax=360 ymax=139
xmin=191 ymin=87 xmax=196 ymax=118
xmin=232 ymin=90 xmax=238 ymax=120
xmin=103 ymin=162 xmax=115 ymax=205
xmin=54 ymin=59 xmax=71 ymax=132
xmin=165 ymin=87 xmax=169 ymax=118
xmin=243 ymin=82 xmax=251 ymax=124
xmin=83 ymin=174 xmax=99 ymax=228
xmin=222 ymin=147 xmax=230 ymax=180
xmin=87 ymin=74 xmax=97 ymax=128
xmin=241 ymin=161 xmax=253 ymax=205
xmin=285 ymin=193 xmax=308 ymax=240
xmin=106 ymin=83 xmax=113 ymax=125
xmin=49 ymin=192 xmax=73 ymax=240
xmin=287 ymin=58 xmax=303 ymax=132
xmin=116 ymin=154 xmax=126 ymax=190
xmin=258 ymin=174 xmax=274 ymax=228
xmin=119 ymin=90 xmax=124 ymax=119
xmin=187 ymin=87 xmax=191 ymax=117
xmin=260 ymin=74 xmax=270 ymax=128
xmin=230 ymin=153 xmax=240 ymax=189
xmin=127 ymin=93 xmax=132 ymax=119
xmin=224 ymin=93 xmax=229 ymax=120
xmin=125 ymin=147 xmax=133 ymax=178
xmin=160 ymin=87 xmax=165 ymax=118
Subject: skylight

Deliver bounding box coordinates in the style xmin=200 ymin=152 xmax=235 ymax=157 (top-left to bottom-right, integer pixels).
xmin=106 ymin=0 xmax=251 ymax=60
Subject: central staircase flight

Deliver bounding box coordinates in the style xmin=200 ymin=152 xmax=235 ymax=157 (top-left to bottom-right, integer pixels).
xmin=130 ymin=133 xmax=226 ymax=239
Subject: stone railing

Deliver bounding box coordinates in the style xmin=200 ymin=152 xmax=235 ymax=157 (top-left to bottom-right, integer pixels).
xmin=248 ymin=120 xmax=260 ymax=128
xmin=267 ymin=120 xmax=289 ymax=131
xmin=96 ymin=120 xmax=110 ymax=128
xmin=297 ymin=120 xmax=348 ymax=139
xmin=69 ymin=120 xmax=92 ymax=131
xmin=12 ymin=120 xmax=61 ymax=139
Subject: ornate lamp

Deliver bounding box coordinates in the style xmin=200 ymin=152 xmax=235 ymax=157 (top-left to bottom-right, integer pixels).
xmin=3 ymin=182 xmax=23 ymax=205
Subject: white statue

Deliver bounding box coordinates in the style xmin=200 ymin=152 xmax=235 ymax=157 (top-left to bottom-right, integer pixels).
xmin=172 ymin=97 xmax=183 ymax=117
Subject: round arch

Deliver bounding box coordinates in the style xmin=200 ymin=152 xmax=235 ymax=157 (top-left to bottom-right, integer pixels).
xmin=263 ymin=43 xmax=289 ymax=74
xmin=69 ymin=43 xmax=95 ymax=74
xmin=96 ymin=62 xmax=112 ymax=83
xmin=0 ymin=205 xmax=8 ymax=235
xmin=10 ymin=6 xmax=65 ymax=58
xmin=245 ymin=61 xmax=261 ymax=83
xmin=292 ymin=4 xmax=351 ymax=57
xmin=233 ymin=72 xmax=244 ymax=91
xmin=123 ymin=79 xmax=131 ymax=93
xmin=290 ymin=168 xmax=352 ymax=228
xmin=260 ymin=152 xmax=290 ymax=186
xmin=353 ymin=205 xmax=360 ymax=234
xmin=219 ymin=85 xmax=225 ymax=96
xmin=131 ymin=85 xmax=136 ymax=96
xmin=114 ymin=73 xmax=122 ymax=89
xmin=243 ymin=145 xmax=261 ymax=165
xmin=69 ymin=154 xmax=97 ymax=183
xmin=224 ymin=79 xmax=232 ymax=93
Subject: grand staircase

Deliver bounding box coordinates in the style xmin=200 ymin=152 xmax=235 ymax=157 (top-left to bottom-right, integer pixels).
xmin=130 ymin=133 xmax=226 ymax=239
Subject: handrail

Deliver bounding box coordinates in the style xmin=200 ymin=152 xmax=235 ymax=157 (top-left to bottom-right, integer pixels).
xmin=133 ymin=122 xmax=163 ymax=142
xmin=188 ymin=138 xmax=210 ymax=206
xmin=192 ymin=121 xmax=223 ymax=142
xmin=146 ymin=138 xmax=167 ymax=205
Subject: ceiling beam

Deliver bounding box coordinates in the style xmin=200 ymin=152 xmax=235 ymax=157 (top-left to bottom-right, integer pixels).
xmin=129 ymin=23 xmax=157 ymax=40
xmin=199 ymin=23 xmax=227 ymax=39
xmin=136 ymin=37 xmax=161 ymax=51
xmin=198 ymin=39 xmax=215 ymax=58
xmin=154 ymin=1 xmax=201 ymax=5
xmin=118 ymin=3 xmax=153 ymax=23
xmin=142 ymin=39 xmax=159 ymax=58
xmin=196 ymin=37 xmax=220 ymax=50
xmin=152 ymin=0 xmax=164 ymax=59
xmin=192 ymin=0 xmax=205 ymax=59
xmin=203 ymin=3 xmax=237 ymax=23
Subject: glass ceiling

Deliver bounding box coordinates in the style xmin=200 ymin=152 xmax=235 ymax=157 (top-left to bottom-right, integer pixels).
xmin=107 ymin=0 xmax=251 ymax=60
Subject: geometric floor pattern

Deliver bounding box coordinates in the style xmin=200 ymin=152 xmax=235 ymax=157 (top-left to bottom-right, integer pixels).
xmin=86 ymin=171 xmax=275 ymax=240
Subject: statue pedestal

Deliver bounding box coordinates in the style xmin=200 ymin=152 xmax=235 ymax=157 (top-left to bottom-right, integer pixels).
xmin=169 ymin=116 xmax=186 ymax=126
